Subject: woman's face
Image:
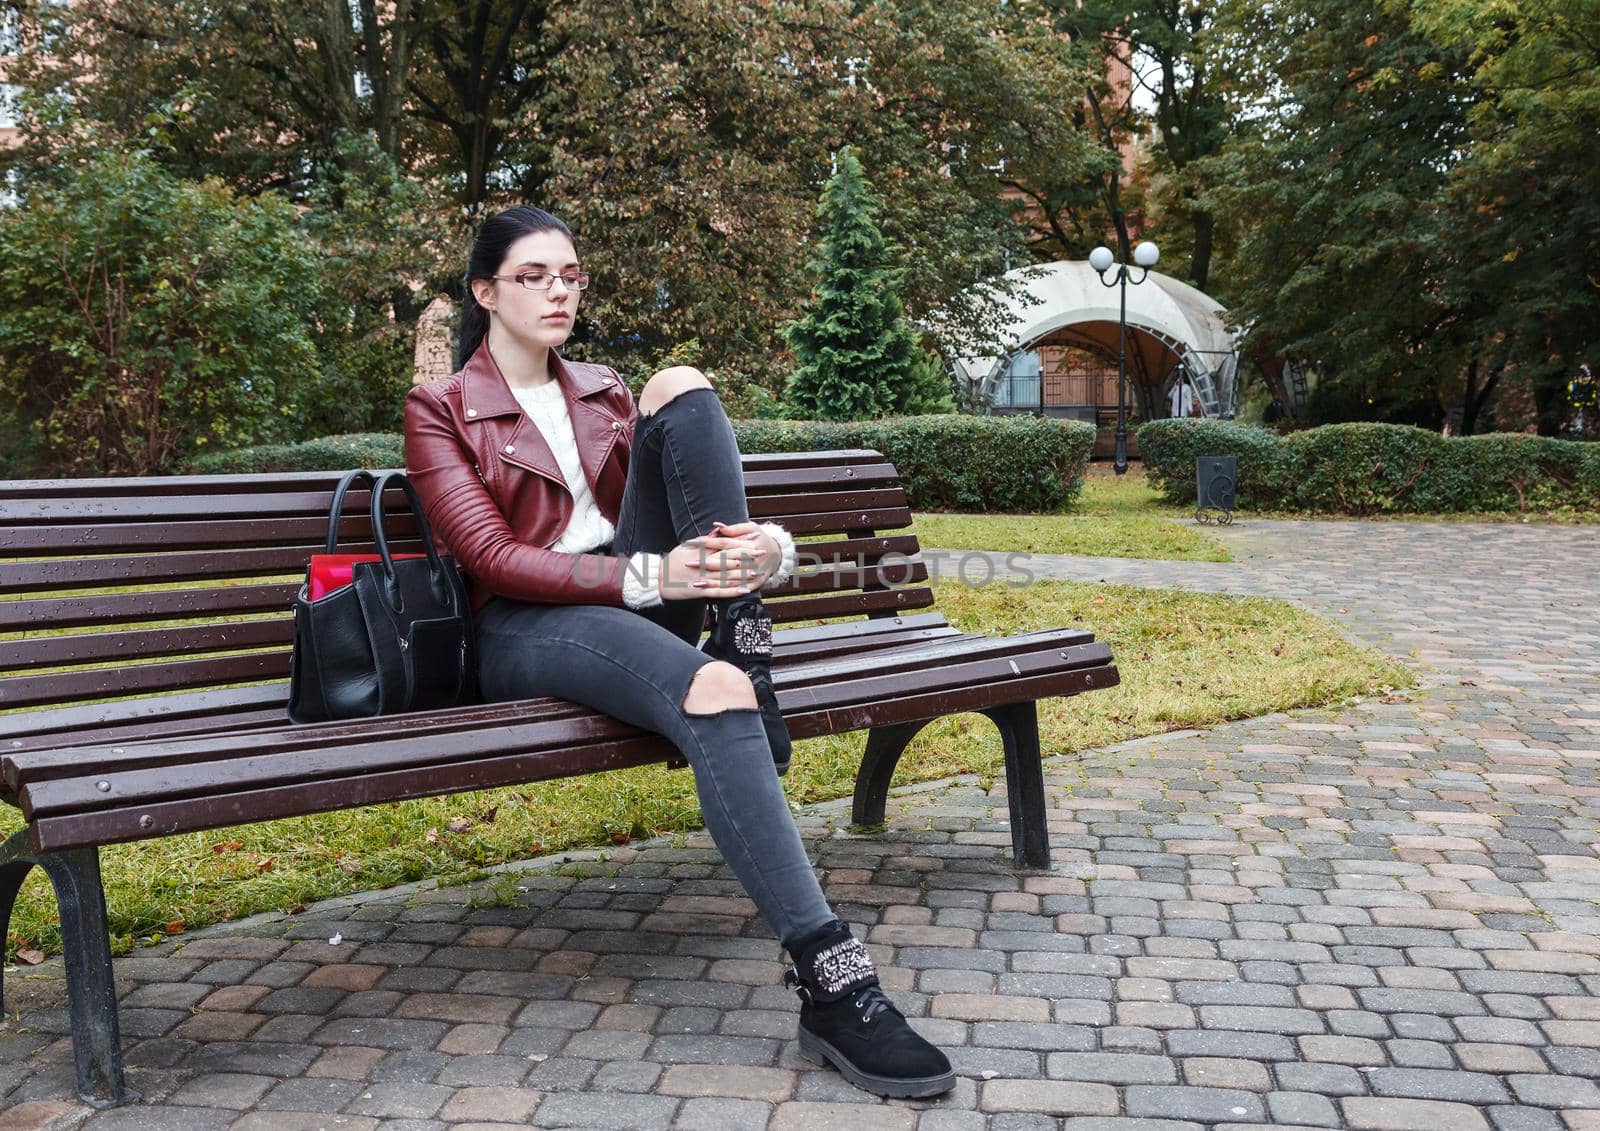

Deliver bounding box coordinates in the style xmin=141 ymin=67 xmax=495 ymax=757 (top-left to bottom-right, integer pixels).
xmin=476 ymin=229 xmax=581 ymax=353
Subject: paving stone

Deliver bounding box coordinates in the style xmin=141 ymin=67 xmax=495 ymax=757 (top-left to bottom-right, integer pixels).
xmin=1267 ymin=1090 xmax=1341 ymax=1127
xmin=1342 ymin=1096 xmax=1491 ymax=1131
xmin=1505 ymin=1074 xmax=1600 ymax=1109
xmin=673 ymin=1097 xmax=771 ymax=1131
xmin=342 ymin=1082 xmax=452 ymax=1119
xmin=227 ymin=1115 xmax=381 ymax=1131
xmin=584 ymin=1061 xmax=662 ymax=1095
xmin=166 ymin=1073 xmax=276 ymax=1109
xmin=979 ymin=1081 xmax=1118 ymax=1115
xmin=79 ymin=1107 xmax=235 ymax=1131
xmin=1125 ymin=1086 xmax=1265 ymax=1122
xmin=1486 ymin=1105 xmax=1566 ymax=1131
xmin=533 ymin=1092 xmax=679 ymax=1130
xmin=257 ymin=1077 xmax=371 ymax=1111
xmin=1045 ymin=1052 xmax=1177 ymax=1085
xmin=438 ymin=1086 xmax=542 ymax=1123
xmin=770 ymin=1102 xmax=915 ymax=1131
xmin=1273 ymin=1061 xmax=1370 ymax=1096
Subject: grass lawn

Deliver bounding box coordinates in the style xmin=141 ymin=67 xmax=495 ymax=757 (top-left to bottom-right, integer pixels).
xmin=1 ymin=577 xmax=1410 ymax=962
xmin=914 ymin=463 xmax=1227 ymax=561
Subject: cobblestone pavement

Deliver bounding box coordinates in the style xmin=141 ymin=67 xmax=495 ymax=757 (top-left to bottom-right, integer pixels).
xmin=3 ymin=519 xmax=1598 ymax=1130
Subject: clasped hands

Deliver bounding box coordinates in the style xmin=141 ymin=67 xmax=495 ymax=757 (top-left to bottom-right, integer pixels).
xmin=660 ymin=520 xmax=781 ymax=601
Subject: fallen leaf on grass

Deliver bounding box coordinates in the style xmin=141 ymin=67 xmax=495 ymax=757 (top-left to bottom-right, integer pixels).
xmin=425 ymin=828 xmax=440 ymax=844
xmin=256 ymin=857 xmax=275 ymax=872
xmin=447 ymin=817 xmax=473 ymax=834
xmin=14 ymin=949 xmax=43 ymax=966
xmin=211 ymin=841 xmax=243 ymax=854
xmin=164 ymin=919 xmax=185 ymax=935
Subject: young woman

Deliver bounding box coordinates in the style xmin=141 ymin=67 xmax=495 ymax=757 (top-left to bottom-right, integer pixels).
xmin=403 ymin=206 xmax=955 ymax=1099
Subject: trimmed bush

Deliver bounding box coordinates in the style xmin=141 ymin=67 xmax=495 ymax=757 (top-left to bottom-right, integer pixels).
xmin=1440 ymin=433 xmax=1597 ymax=512
xmin=732 ymin=416 xmax=1094 ymax=512
xmin=1139 ymin=418 xmax=1599 ymax=515
xmin=183 ymin=434 xmax=402 ymax=474
xmin=1136 ymin=419 xmax=1288 ymax=506
xmin=1281 ymin=423 xmax=1443 ymax=514
xmin=184 ymin=416 xmax=1094 ymax=513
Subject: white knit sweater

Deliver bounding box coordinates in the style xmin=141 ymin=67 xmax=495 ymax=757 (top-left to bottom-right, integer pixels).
xmin=511 ymin=380 xmax=796 ymax=608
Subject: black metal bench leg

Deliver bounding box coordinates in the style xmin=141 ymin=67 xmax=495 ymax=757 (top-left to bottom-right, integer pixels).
xmin=0 ymin=846 xmax=36 ymax=1017
xmin=852 ymin=721 xmax=929 ymax=827
xmin=33 ymin=848 xmax=127 ymax=1108
xmin=980 ymin=701 xmax=1052 ymax=869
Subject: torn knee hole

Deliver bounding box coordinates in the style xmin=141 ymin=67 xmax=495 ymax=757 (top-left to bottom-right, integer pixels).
xmin=682 ymin=662 xmax=758 ymax=716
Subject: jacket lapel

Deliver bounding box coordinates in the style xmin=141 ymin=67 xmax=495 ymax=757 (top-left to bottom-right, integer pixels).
xmin=552 ymin=351 xmax=626 ymax=500
xmin=461 ymin=344 xmax=565 ymax=484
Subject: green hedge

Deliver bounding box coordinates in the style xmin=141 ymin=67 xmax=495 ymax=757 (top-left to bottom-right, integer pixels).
xmin=184 ymin=433 xmax=402 ymax=474
xmin=183 ymin=416 xmax=1096 ymax=512
xmin=1138 ymin=419 xmax=1600 ymax=515
xmin=1135 ymin=419 xmax=1289 ymax=508
xmin=732 ymin=416 xmax=1094 ymax=512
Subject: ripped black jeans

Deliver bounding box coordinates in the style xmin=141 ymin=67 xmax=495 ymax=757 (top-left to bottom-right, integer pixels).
xmin=475 ymin=388 xmax=835 ymax=946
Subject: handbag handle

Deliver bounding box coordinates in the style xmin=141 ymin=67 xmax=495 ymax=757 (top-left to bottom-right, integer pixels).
xmin=368 ymin=470 xmax=452 ymax=607
xmin=324 ymin=469 xmax=378 ymax=553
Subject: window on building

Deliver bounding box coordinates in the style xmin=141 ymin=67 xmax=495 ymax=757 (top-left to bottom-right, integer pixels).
xmin=994 ymin=348 xmax=1041 ymax=408
xmin=0 ymin=83 xmax=18 ymax=130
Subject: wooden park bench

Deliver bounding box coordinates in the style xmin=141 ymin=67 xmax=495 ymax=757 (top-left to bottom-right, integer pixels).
xmin=0 ymin=449 xmax=1118 ymax=1105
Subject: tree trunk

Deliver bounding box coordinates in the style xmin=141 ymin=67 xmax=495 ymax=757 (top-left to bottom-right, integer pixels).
xmin=1191 ymin=208 xmax=1213 ymax=292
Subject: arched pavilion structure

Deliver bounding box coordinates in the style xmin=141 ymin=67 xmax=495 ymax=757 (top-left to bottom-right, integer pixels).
xmin=951 ymin=261 xmax=1238 ymax=458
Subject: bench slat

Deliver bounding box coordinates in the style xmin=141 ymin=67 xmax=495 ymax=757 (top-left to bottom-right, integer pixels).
xmin=3 ymin=625 xmax=1063 ymax=784
xmin=0 ymin=533 xmax=918 ymax=594
xmin=0 ymin=652 xmax=292 ymax=711
xmin=0 ymin=613 xmax=958 ymax=751
xmin=746 ymin=488 xmax=906 ymax=521
xmin=24 ymin=654 xmax=1116 ymax=852
xmin=15 ymin=634 xmax=1108 ymax=814
xmin=768 ymin=586 xmax=934 ymax=622
xmin=7 ymin=619 xmax=293 ymax=672
xmin=0 ymin=584 xmax=300 ymax=632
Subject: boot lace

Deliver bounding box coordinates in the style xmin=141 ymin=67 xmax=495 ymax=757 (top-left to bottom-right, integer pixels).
xmin=852 ymin=984 xmax=895 ymax=1026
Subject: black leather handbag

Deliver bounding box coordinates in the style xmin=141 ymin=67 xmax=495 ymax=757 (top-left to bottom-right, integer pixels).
xmin=287 ymin=469 xmax=478 ymax=723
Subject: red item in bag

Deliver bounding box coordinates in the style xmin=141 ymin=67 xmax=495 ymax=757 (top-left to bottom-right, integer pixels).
xmin=306 ymin=553 xmax=426 ymax=601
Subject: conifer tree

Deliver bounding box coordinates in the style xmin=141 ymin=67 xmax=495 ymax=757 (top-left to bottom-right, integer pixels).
xmin=783 ymin=148 xmax=953 ymax=419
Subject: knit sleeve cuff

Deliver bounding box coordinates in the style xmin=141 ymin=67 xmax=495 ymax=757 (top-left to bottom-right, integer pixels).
xmin=622 ymin=552 xmax=663 ymax=609
xmin=758 ymin=522 xmax=797 ymax=591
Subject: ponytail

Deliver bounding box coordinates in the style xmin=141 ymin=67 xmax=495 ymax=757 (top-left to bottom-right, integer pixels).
xmin=455 ymin=206 xmax=578 ymax=370
xmin=457 ymin=283 xmax=491 ymax=368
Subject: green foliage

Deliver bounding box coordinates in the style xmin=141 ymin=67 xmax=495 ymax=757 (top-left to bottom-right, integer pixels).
xmin=295 ymin=133 xmax=450 ymax=439
xmin=782 ymin=147 xmax=953 ymax=419
xmin=1136 ymin=419 xmax=1288 ymax=506
xmin=1138 ymin=419 xmax=1600 ymax=515
xmin=0 ymin=148 xmax=326 ymax=476
xmin=1439 ymin=433 xmax=1600 ymax=513
xmin=734 ymin=416 xmax=1093 ymax=512
xmin=1201 ymin=0 xmax=1598 ymax=435
xmin=1280 ymin=424 xmax=1443 ymax=514
xmin=182 ymin=434 xmax=404 ymax=475
xmin=541 ymin=0 xmax=1102 ymax=389
xmin=196 ymin=418 xmax=1091 ymax=512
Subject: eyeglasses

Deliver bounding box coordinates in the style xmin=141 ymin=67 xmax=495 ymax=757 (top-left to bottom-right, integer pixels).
xmin=489 ymin=271 xmax=591 ymax=292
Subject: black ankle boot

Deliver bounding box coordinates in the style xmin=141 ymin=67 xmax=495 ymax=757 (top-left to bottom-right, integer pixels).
xmin=703 ymin=593 xmax=792 ymax=775
xmin=784 ymin=920 xmax=955 ymax=1098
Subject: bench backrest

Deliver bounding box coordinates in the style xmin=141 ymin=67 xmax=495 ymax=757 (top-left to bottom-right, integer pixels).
xmin=0 ymin=451 xmax=931 ymax=718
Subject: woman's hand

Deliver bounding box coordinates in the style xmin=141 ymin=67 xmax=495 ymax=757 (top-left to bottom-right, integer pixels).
xmin=708 ymin=521 xmax=782 ymax=582
xmin=659 ymin=526 xmax=774 ymax=600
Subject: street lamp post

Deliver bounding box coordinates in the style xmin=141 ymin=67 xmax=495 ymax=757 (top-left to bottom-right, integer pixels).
xmin=1089 ymin=241 xmax=1160 ymax=475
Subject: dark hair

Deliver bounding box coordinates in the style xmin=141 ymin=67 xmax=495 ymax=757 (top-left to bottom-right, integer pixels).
xmin=458 ymin=206 xmax=578 ymax=367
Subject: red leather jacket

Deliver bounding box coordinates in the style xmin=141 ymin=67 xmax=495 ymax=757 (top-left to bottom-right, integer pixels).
xmin=403 ymin=343 xmax=635 ymax=611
